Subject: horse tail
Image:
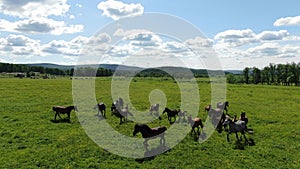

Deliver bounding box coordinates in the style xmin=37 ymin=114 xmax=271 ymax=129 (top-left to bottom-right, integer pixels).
xmin=246 ymin=128 xmax=254 ymax=134
xmin=200 ymin=119 xmax=204 ymax=128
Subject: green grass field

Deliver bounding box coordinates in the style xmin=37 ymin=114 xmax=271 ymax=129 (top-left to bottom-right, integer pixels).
xmin=0 ymin=77 xmax=299 ymax=168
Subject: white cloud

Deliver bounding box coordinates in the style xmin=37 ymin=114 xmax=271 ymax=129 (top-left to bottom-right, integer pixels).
xmin=0 ymin=18 xmax=83 ymax=35
xmin=274 ymin=15 xmax=300 ymax=26
xmin=0 ymin=34 xmax=41 ymax=56
xmin=0 ymin=0 xmax=83 ymax=35
xmin=113 ymin=28 xmax=151 ymax=37
xmin=76 ymin=3 xmax=82 ymax=8
xmin=0 ymin=0 xmax=70 ymax=18
xmin=256 ymin=30 xmax=289 ymax=41
xmin=214 ymin=29 xmax=258 ymax=47
xmin=97 ymin=0 xmax=144 ymax=20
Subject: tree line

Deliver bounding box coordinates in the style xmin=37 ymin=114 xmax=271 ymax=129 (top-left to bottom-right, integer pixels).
xmin=227 ymin=62 xmax=300 ymax=86
xmin=0 ymin=62 xmax=113 ymax=77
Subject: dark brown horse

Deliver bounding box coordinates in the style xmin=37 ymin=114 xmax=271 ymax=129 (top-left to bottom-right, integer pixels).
xmin=208 ymin=108 xmax=226 ymax=133
xmin=94 ymin=102 xmax=106 ymax=118
xmin=149 ymin=104 xmax=159 ymax=115
xmin=188 ymin=115 xmax=204 ymax=136
xmin=162 ymin=108 xmax=178 ymax=123
xmin=217 ymin=101 xmax=229 ymax=113
xmin=133 ymin=124 xmax=167 ymax=150
xmin=113 ymin=105 xmax=133 ymax=124
xmin=52 ymin=106 xmax=77 ymax=120
xmin=177 ymin=109 xmax=187 ymax=122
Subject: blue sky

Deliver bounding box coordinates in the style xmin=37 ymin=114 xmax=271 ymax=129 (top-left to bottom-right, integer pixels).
xmin=0 ymin=0 xmax=299 ymax=70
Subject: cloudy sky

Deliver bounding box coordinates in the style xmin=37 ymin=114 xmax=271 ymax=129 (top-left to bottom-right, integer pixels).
xmin=0 ymin=0 xmax=299 ymax=70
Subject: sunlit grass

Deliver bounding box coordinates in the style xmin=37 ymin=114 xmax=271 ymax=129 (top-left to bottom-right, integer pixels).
xmin=0 ymin=77 xmax=299 ymax=168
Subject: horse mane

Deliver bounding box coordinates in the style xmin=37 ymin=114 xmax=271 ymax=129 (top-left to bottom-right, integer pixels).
xmin=135 ymin=124 xmax=152 ymax=131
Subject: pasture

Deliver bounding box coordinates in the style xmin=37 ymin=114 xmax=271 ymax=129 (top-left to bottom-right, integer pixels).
xmin=0 ymin=77 xmax=299 ymax=168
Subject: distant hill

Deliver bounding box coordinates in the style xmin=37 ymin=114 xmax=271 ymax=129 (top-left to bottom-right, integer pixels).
xmin=27 ymin=63 xmax=143 ymax=71
xmin=27 ymin=63 xmax=73 ymax=70
xmin=23 ymin=63 xmax=241 ymax=75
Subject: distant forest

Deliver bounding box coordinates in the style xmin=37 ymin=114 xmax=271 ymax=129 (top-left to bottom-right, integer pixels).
xmin=0 ymin=62 xmax=113 ymax=77
xmin=227 ymin=62 xmax=300 ymax=86
xmin=1 ymin=62 xmax=299 ymax=86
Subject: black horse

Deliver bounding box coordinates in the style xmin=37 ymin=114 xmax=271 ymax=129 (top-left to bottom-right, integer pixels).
xmin=94 ymin=102 xmax=106 ymax=118
xmin=162 ymin=108 xmax=178 ymax=123
xmin=110 ymin=98 xmax=124 ymax=115
xmin=133 ymin=124 xmax=167 ymax=150
xmin=52 ymin=105 xmax=77 ymax=121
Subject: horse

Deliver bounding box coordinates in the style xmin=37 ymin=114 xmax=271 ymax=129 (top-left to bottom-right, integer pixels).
xmin=149 ymin=104 xmax=159 ymax=115
xmin=113 ymin=105 xmax=133 ymax=124
xmin=239 ymin=112 xmax=248 ymax=125
xmin=111 ymin=102 xmax=118 ymax=115
xmin=223 ymin=117 xmax=252 ymax=142
xmin=110 ymin=98 xmax=124 ymax=115
xmin=204 ymin=104 xmax=211 ymax=112
xmin=177 ymin=109 xmax=187 ymax=122
xmin=94 ymin=102 xmax=106 ymax=118
xmin=52 ymin=106 xmax=77 ymax=121
xmin=217 ymin=101 xmax=229 ymax=113
xmin=162 ymin=108 xmax=178 ymax=123
xmin=208 ymin=108 xmax=225 ymax=133
xmin=187 ymin=115 xmax=204 ymax=136
xmin=133 ymin=124 xmax=167 ymax=150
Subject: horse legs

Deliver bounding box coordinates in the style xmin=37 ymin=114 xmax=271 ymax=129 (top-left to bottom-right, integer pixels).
xmin=227 ymin=133 xmax=230 ymax=142
xmin=242 ymin=131 xmax=248 ymax=143
xmin=160 ymin=136 xmax=165 ymax=146
xmin=101 ymin=110 xmax=106 ymax=118
xmin=235 ymin=132 xmax=240 ymax=141
xmin=143 ymin=139 xmax=149 ymax=151
xmin=197 ymin=126 xmax=200 ymax=136
xmin=55 ymin=112 xmax=62 ymax=120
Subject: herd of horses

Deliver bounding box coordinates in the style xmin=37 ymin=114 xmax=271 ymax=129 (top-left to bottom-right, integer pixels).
xmin=52 ymin=99 xmax=253 ymax=150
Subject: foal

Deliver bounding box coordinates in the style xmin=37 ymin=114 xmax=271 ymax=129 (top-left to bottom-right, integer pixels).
xmin=187 ymin=115 xmax=204 ymax=136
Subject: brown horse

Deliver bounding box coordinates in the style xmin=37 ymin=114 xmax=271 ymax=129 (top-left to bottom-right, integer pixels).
xmin=188 ymin=115 xmax=204 ymax=136
xmin=52 ymin=106 xmax=77 ymax=121
xmin=204 ymin=104 xmax=211 ymax=112
xmin=133 ymin=124 xmax=167 ymax=150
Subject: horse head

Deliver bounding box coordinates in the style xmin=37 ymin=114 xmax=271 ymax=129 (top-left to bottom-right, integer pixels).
xmin=162 ymin=108 xmax=169 ymax=114
xmin=133 ymin=124 xmax=140 ymax=136
xmin=225 ymin=101 xmax=229 ymax=107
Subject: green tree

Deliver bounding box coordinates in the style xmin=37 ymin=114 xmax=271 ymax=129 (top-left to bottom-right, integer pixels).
xmin=243 ymin=67 xmax=250 ymax=84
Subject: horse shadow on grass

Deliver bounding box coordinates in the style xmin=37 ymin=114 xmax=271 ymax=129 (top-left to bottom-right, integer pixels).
xmin=135 ymin=145 xmax=170 ymax=163
xmin=233 ymin=138 xmax=256 ymax=150
xmin=50 ymin=118 xmax=71 ymax=123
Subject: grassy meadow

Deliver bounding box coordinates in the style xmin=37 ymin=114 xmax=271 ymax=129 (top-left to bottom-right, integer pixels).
xmin=0 ymin=77 xmax=299 ymax=168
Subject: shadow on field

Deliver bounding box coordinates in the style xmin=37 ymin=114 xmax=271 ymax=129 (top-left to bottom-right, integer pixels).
xmin=135 ymin=145 xmax=170 ymax=163
xmin=50 ymin=118 xmax=71 ymax=123
xmin=234 ymin=138 xmax=256 ymax=150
